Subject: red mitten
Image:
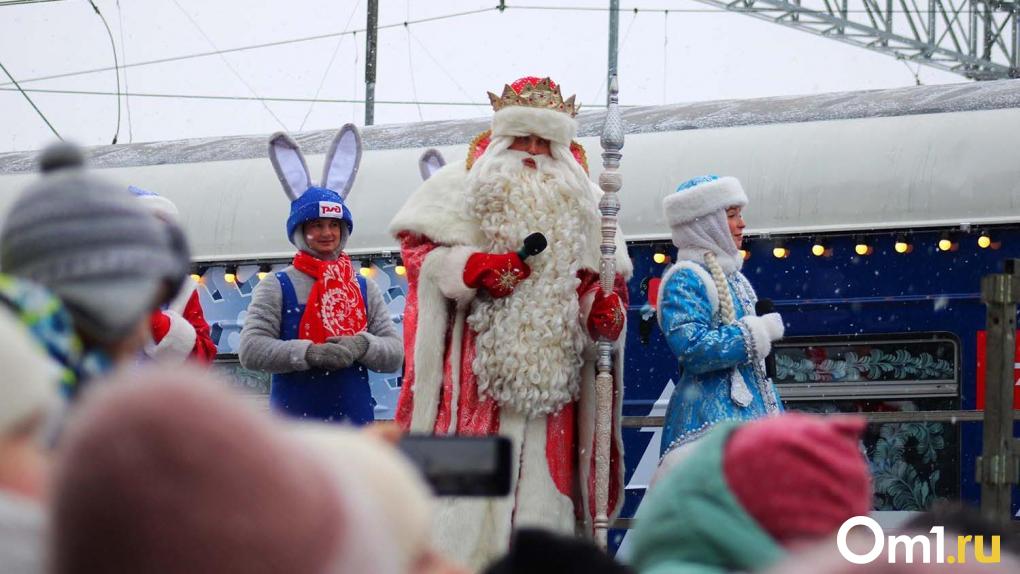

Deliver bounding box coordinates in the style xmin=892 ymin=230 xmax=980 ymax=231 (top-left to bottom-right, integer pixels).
xmin=463 ymin=252 xmax=532 ymax=298
xmin=587 ymin=290 xmax=625 ymax=341
xmin=150 ymin=310 xmax=171 ymax=343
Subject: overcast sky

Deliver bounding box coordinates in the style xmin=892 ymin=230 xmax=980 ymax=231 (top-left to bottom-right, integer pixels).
xmin=0 ymin=0 xmax=964 ymax=153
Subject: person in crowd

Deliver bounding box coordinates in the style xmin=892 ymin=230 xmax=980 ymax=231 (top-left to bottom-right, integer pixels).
xmin=128 ymin=186 xmax=217 ymax=364
xmin=293 ymin=424 xmax=469 ymax=574
xmin=0 ymin=307 xmax=62 ymax=574
xmin=483 ymin=529 xmax=635 ymax=574
xmin=656 ymin=175 xmax=785 ymax=461
xmin=630 ymin=413 xmax=872 ymax=574
xmin=238 ymin=125 xmax=403 ymax=423
xmin=49 ymin=367 xmax=391 ymax=574
xmin=0 ymin=143 xmax=191 ymax=397
xmin=389 ymin=75 xmax=632 ymax=570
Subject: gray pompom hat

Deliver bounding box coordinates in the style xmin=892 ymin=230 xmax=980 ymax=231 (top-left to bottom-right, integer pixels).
xmin=0 ymin=144 xmax=190 ymax=345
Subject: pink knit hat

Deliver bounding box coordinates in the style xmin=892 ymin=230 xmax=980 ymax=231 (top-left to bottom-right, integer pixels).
xmin=50 ymin=368 xmax=348 ymax=574
xmin=723 ymin=413 xmax=872 ymax=547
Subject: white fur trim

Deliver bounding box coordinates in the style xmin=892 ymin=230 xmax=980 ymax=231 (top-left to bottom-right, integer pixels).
xmin=662 ymin=176 xmax=747 ymax=226
xmin=762 ymin=311 xmax=785 ymax=341
xmin=146 ymin=310 xmax=197 ymax=364
xmin=427 ymin=246 xmax=477 ymax=306
xmin=656 ymin=261 xmax=718 ymax=330
xmin=738 ymin=314 xmax=775 ymax=361
xmin=445 ymin=307 xmax=467 ymax=434
xmin=511 ymin=412 xmax=576 ymax=533
xmin=491 ymin=106 xmax=577 ymax=146
xmin=389 ymin=160 xmax=485 ymax=247
xmin=390 ymin=160 xmax=633 ymax=276
xmin=408 ymin=249 xmax=465 ymax=433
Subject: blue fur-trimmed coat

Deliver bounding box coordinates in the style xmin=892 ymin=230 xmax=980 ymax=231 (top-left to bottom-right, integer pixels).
xmin=657 ymin=261 xmax=783 ymax=457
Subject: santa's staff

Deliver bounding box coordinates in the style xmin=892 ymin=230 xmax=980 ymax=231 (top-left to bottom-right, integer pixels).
xmin=595 ymin=75 xmax=624 ymax=549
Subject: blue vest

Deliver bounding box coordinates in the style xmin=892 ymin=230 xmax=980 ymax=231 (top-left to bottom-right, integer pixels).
xmin=270 ymin=272 xmax=375 ymax=425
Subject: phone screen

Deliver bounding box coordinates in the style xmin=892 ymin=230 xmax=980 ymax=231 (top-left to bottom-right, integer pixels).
xmin=398 ymin=435 xmax=512 ymax=497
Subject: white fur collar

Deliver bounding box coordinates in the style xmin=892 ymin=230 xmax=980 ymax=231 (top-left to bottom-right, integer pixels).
xmin=389 ymin=160 xmax=634 ymax=279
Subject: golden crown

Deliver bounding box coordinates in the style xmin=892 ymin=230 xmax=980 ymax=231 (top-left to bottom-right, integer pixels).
xmin=487 ymin=77 xmax=578 ymax=117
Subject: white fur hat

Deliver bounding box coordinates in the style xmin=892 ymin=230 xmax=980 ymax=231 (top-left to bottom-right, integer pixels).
xmin=663 ymin=175 xmax=748 ymax=228
xmin=128 ymin=185 xmax=180 ymax=223
xmin=0 ymin=307 xmax=60 ymax=436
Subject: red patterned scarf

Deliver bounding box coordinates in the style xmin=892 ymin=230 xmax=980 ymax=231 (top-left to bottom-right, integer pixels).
xmin=292 ymin=251 xmax=368 ymax=343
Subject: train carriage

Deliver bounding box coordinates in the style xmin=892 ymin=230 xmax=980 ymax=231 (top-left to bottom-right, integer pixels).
xmin=2 ymin=79 xmax=1019 ymax=547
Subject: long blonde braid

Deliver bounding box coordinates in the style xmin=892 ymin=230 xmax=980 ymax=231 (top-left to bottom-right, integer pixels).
xmin=704 ymin=251 xmax=736 ymax=325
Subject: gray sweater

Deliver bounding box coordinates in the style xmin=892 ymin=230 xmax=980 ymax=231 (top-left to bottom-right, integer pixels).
xmin=238 ymin=266 xmax=403 ymax=374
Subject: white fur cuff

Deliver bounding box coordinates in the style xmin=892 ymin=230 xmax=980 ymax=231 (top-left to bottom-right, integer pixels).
xmin=738 ymin=314 xmax=776 ymax=362
xmin=424 ymin=246 xmax=477 ymax=306
xmin=761 ymin=312 xmax=785 ymax=341
xmin=146 ymin=310 xmax=197 ymax=364
xmin=491 ymin=106 xmax=577 ymax=146
xmin=663 ymin=176 xmax=748 ymax=227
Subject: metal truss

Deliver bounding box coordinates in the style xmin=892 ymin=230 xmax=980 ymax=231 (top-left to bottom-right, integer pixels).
xmin=691 ymin=0 xmax=1020 ymax=79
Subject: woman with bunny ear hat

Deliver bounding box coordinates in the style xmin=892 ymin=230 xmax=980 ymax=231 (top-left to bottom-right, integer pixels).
xmin=239 ymin=125 xmax=403 ymax=424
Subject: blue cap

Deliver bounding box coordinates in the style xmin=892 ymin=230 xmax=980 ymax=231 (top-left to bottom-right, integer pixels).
xmin=286 ymin=187 xmax=354 ymax=244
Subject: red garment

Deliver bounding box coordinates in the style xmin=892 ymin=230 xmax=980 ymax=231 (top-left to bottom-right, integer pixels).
xmin=291 ymin=251 xmax=367 ymax=343
xmin=395 ymin=232 xmax=627 ymax=529
xmin=150 ymin=292 xmax=217 ymax=363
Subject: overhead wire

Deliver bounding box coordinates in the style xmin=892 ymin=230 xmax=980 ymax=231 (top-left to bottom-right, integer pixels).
xmin=116 ymin=0 xmax=133 ymax=142
xmin=167 ymin=0 xmax=288 ymax=130
xmin=0 ymin=86 xmax=490 ymax=106
xmin=405 ymin=1 xmax=423 ymax=121
xmin=0 ymin=6 xmax=499 ymax=88
xmin=0 ymin=59 xmax=62 ymax=138
xmin=299 ymin=0 xmax=361 ymax=131
xmin=86 ymin=0 xmax=121 ymax=144
xmin=406 ymin=28 xmax=484 ymax=108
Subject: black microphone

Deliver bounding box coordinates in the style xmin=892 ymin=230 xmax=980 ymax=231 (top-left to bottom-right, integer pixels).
xmin=755 ymin=298 xmax=777 ymax=380
xmin=516 ymin=233 xmax=548 ymax=261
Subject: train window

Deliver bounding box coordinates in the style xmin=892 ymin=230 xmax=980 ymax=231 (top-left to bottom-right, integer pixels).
xmin=773 ymin=333 xmax=959 ymax=401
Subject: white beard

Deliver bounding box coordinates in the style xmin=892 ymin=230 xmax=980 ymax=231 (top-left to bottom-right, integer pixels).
xmin=465 ymin=140 xmax=602 ymax=418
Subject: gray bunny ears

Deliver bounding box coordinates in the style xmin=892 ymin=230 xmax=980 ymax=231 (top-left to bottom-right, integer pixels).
xmin=418 ymin=148 xmax=445 ymax=181
xmin=269 ymin=124 xmax=363 ymax=201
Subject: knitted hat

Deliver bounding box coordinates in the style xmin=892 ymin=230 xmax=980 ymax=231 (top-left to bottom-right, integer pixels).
xmin=489 ymin=76 xmax=578 ymax=146
xmin=285 ymin=186 xmax=353 ymax=244
xmin=50 ymin=368 xmax=348 ymax=574
xmin=0 ymin=306 xmax=60 ymax=437
xmin=723 ymin=413 xmax=872 ymax=547
xmin=0 ymin=144 xmax=191 ymax=345
xmin=292 ymin=424 xmax=429 ymax=573
xmin=128 ymin=185 xmax=180 ymax=223
xmin=482 ymin=528 xmax=635 ymax=574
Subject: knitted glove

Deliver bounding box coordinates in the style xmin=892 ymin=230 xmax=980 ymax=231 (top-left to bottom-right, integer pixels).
xmin=587 ymin=290 xmax=625 ymax=341
xmin=463 ymin=252 xmax=532 ymax=298
xmin=325 ymin=334 xmax=369 ymax=366
xmin=305 ymin=335 xmax=368 ymax=372
xmin=761 ymin=313 xmax=785 ymax=341
xmin=150 ymin=310 xmax=171 ymax=343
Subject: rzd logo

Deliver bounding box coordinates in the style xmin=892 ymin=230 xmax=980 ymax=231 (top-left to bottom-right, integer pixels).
xmin=319 ymin=202 xmax=344 ymax=217
xmin=838 ymin=516 xmax=1000 ymax=564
